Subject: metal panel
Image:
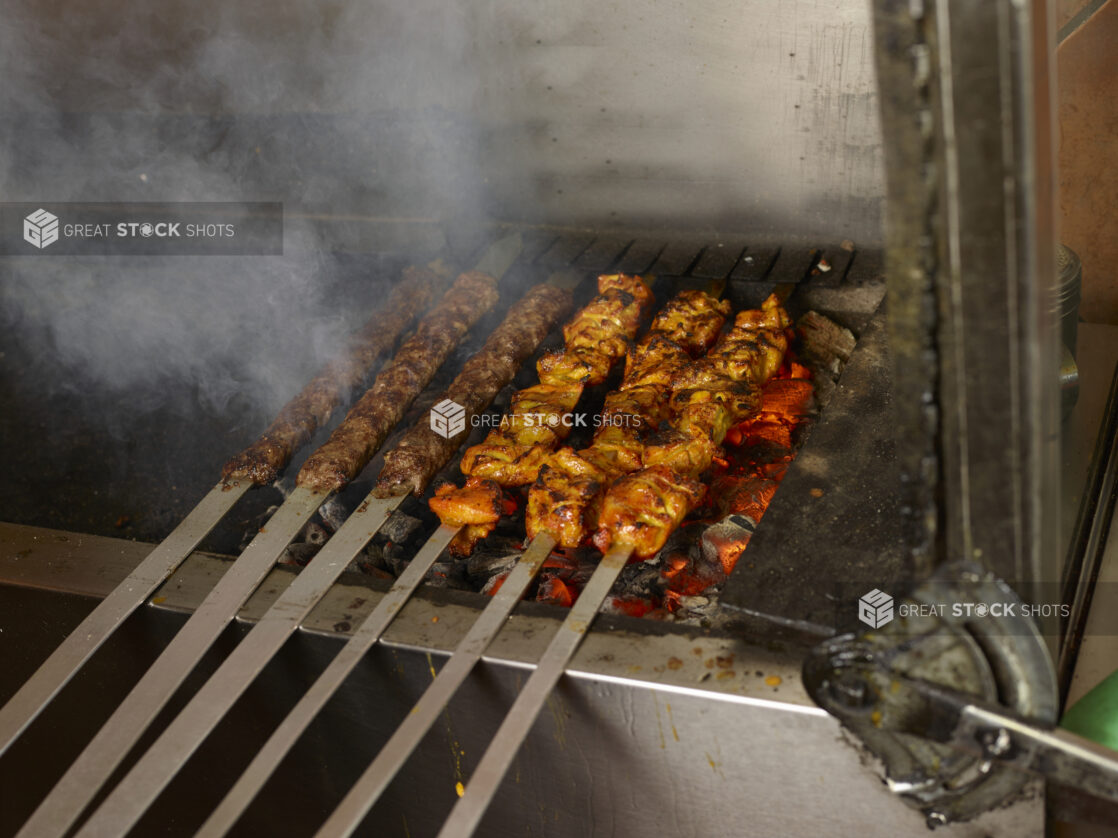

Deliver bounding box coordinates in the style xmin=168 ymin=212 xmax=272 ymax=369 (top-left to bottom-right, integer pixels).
xmin=0 ymin=536 xmax=1042 ymax=837
xmin=1 ymin=0 xmax=885 ymax=245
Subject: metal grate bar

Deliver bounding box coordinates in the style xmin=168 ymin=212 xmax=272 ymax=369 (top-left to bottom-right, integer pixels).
xmin=573 ymin=237 xmax=634 ymax=271
xmin=689 ymin=241 xmax=748 ymax=279
xmin=648 ymin=240 xmax=705 ymax=277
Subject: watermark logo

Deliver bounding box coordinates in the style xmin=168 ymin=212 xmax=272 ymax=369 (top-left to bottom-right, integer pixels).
xmin=23 ymin=208 xmax=59 ymax=249
xmin=431 ymin=398 xmax=466 ymax=439
xmin=859 ymin=589 xmax=894 ymax=628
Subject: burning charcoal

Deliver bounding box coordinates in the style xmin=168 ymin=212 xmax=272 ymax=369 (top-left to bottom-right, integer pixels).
xmin=317 ymin=496 xmax=349 ymax=532
xmin=466 ymin=550 xmax=519 ymax=581
xmin=700 ymin=515 xmax=757 ymax=575
xmin=616 ymin=561 xmax=663 ymax=597
xmin=480 ymin=571 xmax=509 ymax=595
xmin=280 ymin=542 xmax=320 ymax=568
xmin=424 ymin=560 xmax=470 ymax=590
xmin=302 ymin=522 xmax=331 ymax=546
xmin=381 ymin=510 xmax=422 ymax=544
xmin=602 ymin=596 xmax=656 ymax=619
xmin=363 ymin=540 xmax=388 ymax=571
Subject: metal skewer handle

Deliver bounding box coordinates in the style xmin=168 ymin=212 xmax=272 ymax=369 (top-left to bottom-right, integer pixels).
xmin=434 ymin=544 xmax=633 ymax=838
xmin=315 ymin=534 xmax=558 ymax=838
xmin=0 ymin=480 xmax=248 ymax=758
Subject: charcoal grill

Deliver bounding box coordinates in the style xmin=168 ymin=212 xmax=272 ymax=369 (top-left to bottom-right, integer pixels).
xmin=1 ymin=0 xmax=1113 ymax=835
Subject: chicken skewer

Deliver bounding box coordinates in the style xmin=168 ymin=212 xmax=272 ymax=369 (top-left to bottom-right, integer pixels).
xmin=438 ymin=294 xmax=792 ymax=838
xmin=313 ymin=286 xmax=733 ymax=838
xmin=73 ymin=276 xmax=575 ymax=838
xmin=0 ymin=264 xmax=449 ymax=761
xmin=18 ymin=237 xmax=518 ymax=838
xmin=429 ymin=272 xmax=656 ymax=555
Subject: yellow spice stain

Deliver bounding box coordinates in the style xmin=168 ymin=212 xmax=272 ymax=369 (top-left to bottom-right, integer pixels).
xmin=455 ymin=781 xmax=465 ymax=798
xmin=764 ymin=675 xmax=782 ymax=687
xmin=652 ymin=695 xmax=666 ymax=750
xmin=871 ymin=709 xmax=883 ymax=727
xmin=665 ymin=702 xmax=680 ymax=742
xmin=151 ymin=596 xmax=166 ymax=605
xmin=546 ymin=694 xmax=568 ymax=749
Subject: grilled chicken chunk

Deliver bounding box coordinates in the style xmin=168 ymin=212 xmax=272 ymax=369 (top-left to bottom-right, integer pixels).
xmin=621 ymin=335 xmax=691 ymax=390
xmin=647 ymin=289 xmax=732 ymax=355
xmin=642 ymin=429 xmax=719 ymax=477
xmin=592 ymin=465 xmax=706 ymax=558
xmin=526 ymin=448 xmax=610 ymax=548
xmin=428 ymin=477 xmax=505 ymax=558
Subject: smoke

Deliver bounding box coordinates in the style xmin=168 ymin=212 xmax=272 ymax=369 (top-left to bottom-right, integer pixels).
xmin=0 ymin=0 xmax=483 ymax=437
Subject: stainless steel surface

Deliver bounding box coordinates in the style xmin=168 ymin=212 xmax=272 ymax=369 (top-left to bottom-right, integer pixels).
xmin=196 ymin=523 xmax=460 ymax=838
xmin=0 ymin=524 xmax=1047 ymax=836
xmin=0 ymin=479 xmax=248 ymax=758
xmin=929 ymin=0 xmax=1060 ymax=605
xmin=71 ymin=493 xmax=405 ymax=838
xmin=8 ymin=1 xmax=885 ymax=246
xmin=471 ymin=232 xmax=522 ymax=281
xmin=870 ymin=0 xmax=1060 ymax=607
xmin=315 ymin=534 xmax=556 ymax=838
xmin=15 ymin=487 xmax=327 ymax=838
xmin=437 ymin=545 xmax=632 ymax=838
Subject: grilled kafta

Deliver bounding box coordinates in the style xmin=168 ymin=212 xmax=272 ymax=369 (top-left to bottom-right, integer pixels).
xmin=297 ymin=271 xmax=500 ymax=493
xmin=373 ymin=284 xmax=572 ymax=498
xmin=429 ymin=274 xmax=655 ymax=552
xmin=222 ymin=265 xmax=447 ymax=484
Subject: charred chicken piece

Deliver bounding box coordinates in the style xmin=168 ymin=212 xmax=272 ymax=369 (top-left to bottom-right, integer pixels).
xmin=536 ymin=346 xmax=608 ymax=387
xmin=592 ymin=465 xmax=706 ymax=559
xmin=733 ymin=292 xmax=792 ymax=332
xmin=671 ymin=374 xmax=761 ymax=444
xmin=428 ymin=477 xmax=505 ymax=558
xmin=599 ymin=385 xmax=669 ymax=431
xmin=504 ymin=383 xmax=585 ymax=444
xmin=596 ymin=272 xmax=657 ymax=310
xmin=647 ymin=289 xmax=732 ymax=355
xmin=537 ymin=275 xmax=655 ymax=387
xmin=526 ymin=448 xmax=611 ymax=548
xmin=621 ymin=334 xmax=692 ymax=390
xmin=459 ymin=435 xmax=556 ymax=487
xmin=578 ymin=426 xmax=644 ymax=477
xmin=641 ymin=429 xmax=719 ymax=477
xmin=428 ymin=477 xmax=503 ymax=528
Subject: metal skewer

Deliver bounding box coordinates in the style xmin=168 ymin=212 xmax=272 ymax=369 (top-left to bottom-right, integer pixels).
xmin=71 ymin=491 xmax=406 ymax=838
xmin=0 ymin=479 xmax=248 ymax=757
xmin=71 ymin=268 xmax=576 ymax=836
xmin=0 ymin=261 xmax=452 ymax=760
xmin=434 ymin=543 xmax=634 ymax=838
xmin=17 ymin=235 xmax=522 ymax=838
xmin=195 ymin=523 xmax=464 ymax=838
xmin=312 ymin=533 xmax=557 ymax=838
xmin=16 ymin=486 xmax=328 ymax=838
